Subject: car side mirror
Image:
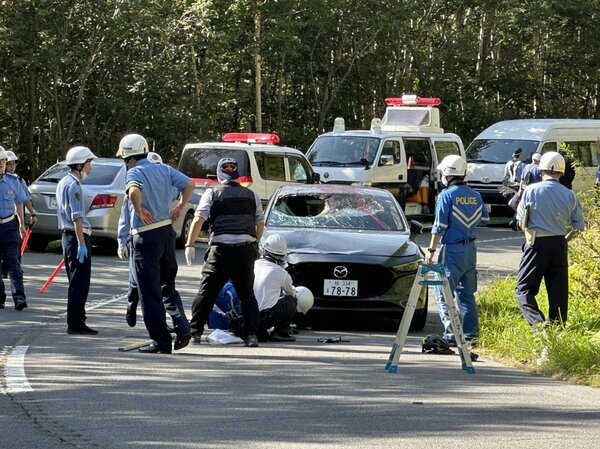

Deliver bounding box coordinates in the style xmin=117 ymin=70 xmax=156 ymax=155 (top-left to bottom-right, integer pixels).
xmin=379 ymin=154 xmax=394 ymax=166
xmin=311 ymin=172 xmax=320 ymax=183
xmin=409 ymin=220 xmax=423 ymax=236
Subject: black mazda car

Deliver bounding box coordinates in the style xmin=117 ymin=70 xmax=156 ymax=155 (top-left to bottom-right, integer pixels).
xmin=262 ymin=184 xmax=427 ymax=329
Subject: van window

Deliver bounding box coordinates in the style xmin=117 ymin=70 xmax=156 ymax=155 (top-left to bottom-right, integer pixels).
xmin=178 ymin=147 xmax=250 ymax=179
xmin=255 ymin=153 xmax=285 ymax=181
xmin=564 ymin=141 xmax=594 ymax=167
xmin=540 ymin=141 xmax=557 ymax=153
xmin=466 ymin=139 xmax=538 ymax=163
xmin=308 ymin=136 xmax=380 ymax=166
xmin=380 ymin=140 xmax=401 ymax=164
xmin=404 ymin=139 xmax=432 ymax=167
xmin=434 ymin=141 xmax=461 ymax=163
xmin=288 ymin=155 xmax=309 ymax=182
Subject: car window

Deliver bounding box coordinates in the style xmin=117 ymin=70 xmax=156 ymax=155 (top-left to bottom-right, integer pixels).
xmin=404 ymin=139 xmax=432 ymax=167
xmin=434 ymin=141 xmax=461 ymax=163
xmin=466 ymin=139 xmax=539 ymax=163
xmin=380 ymin=140 xmax=401 ymax=164
xmin=178 ymin=147 xmax=250 ymax=179
xmin=563 ymin=141 xmax=595 ymax=167
xmin=288 ymin=156 xmax=309 ymax=182
xmin=255 ymin=152 xmax=285 ymax=181
xmin=35 ymin=162 xmax=122 ymax=185
xmin=267 ymin=192 xmax=406 ymax=231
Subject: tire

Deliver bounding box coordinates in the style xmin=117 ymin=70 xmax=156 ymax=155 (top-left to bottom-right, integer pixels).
xmin=26 ymin=234 xmax=51 ymax=252
xmin=409 ymin=291 xmax=429 ymax=331
xmin=176 ymin=212 xmax=194 ymax=249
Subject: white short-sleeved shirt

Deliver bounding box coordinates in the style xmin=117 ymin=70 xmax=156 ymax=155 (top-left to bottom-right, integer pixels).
xmin=253 ymin=258 xmax=295 ymax=311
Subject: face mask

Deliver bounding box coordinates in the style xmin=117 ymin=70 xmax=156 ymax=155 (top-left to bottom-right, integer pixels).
xmin=442 ymin=177 xmax=449 ymax=187
xmin=80 ymin=169 xmax=88 ymax=181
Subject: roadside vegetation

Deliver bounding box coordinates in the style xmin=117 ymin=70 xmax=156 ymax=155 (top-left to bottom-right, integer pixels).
xmin=477 ymin=189 xmax=600 ymax=387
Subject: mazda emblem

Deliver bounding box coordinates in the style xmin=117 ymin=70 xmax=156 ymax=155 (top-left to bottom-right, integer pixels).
xmin=333 ymin=266 xmax=348 ymax=278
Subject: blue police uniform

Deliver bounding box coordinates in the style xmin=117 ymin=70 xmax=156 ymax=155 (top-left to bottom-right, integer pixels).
xmin=521 ymin=163 xmax=542 ymax=185
xmin=0 ymin=172 xmax=28 ymax=309
xmin=56 ymin=172 xmax=93 ymax=328
xmin=515 ymin=179 xmax=584 ymax=325
xmin=431 ymin=183 xmax=489 ymax=340
xmin=126 ymin=159 xmax=192 ymax=352
xmin=117 ymin=195 xmax=190 ymax=337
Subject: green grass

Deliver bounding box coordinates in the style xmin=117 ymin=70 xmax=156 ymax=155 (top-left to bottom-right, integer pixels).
xmin=477 ymin=277 xmax=600 ymax=387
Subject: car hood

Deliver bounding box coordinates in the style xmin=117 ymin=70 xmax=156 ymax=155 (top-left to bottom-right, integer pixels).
xmin=265 ymin=229 xmax=415 ymax=258
xmin=467 ymin=162 xmax=505 ymax=183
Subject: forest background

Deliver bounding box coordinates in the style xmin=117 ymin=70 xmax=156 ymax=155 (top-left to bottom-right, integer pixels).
xmin=1 ymin=0 xmax=599 ymax=180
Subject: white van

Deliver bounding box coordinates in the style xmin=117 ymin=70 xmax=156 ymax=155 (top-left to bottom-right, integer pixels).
xmin=306 ymin=96 xmax=466 ymax=219
xmin=466 ymin=119 xmax=600 ymax=215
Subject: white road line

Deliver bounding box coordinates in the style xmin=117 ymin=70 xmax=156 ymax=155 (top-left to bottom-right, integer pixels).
xmin=86 ymin=293 xmax=128 ymax=311
xmin=4 ymin=345 xmax=33 ymax=394
xmin=477 ymin=236 xmax=524 ymax=244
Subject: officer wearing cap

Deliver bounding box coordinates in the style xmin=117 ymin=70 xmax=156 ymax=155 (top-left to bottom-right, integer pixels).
xmin=118 ymin=135 xmax=195 ymax=354
xmin=56 ymin=146 xmax=98 ymax=332
xmin=185 ymin=157 xmax=264 ymax=347
xmin=117 ymin=152 xmax=191 ymax=344
xmin=503 ymin=148 xmax=525 ymax=191
xmin=424 ymin=155 xmax=489 ymax=343
xmin=520 ymin=152 xmax=542 ymax=187
xmin=515 ymin=151 xmax=585 ymax=327
xmin=0 ymin=146 xmax=28 ymax=310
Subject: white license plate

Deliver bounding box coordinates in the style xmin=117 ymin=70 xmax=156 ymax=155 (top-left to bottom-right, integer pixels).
xmin=47 ymin=196 xmax=57 ymax=209
xmin=323 ymin=279 xmax=358 ymax=297
xmin=484 ymin=204 xmax=492 ymax=213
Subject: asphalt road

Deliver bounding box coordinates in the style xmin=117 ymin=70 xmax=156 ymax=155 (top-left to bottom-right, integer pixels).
xmin=1 ymin=226 xmax=598 ymax=449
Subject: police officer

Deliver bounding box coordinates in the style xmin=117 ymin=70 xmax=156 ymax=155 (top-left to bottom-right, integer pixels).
xmin=185 ymin=157 xmax=264 ymax=347
xmin=118 ymin=134 xmax=195 ymax=354
xmin=5 ymin=151 xmax=37 ymax=224
xmin=56 ymin=146 xmax=98 ymax=332
xmin=515 ymin=151 xmax=585 ymax=326
xmin=503 ymin=148 xmax=525 ymax=190
xmin=117 ymin=152 xmax=191 ymax=344
xmin=0 ymin=146 xmax=28 ymax=310
xmin=520 ymin=152 xmax=542 ymax=187
xmin=424 ymin=155 xmax=489 ymax=343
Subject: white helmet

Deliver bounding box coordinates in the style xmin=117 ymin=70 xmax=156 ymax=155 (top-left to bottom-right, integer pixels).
xmin=263 ymin=234 xmax=287 ymax=260
xmin=539 ymin=151 xmax=565 ymax=174
xmin=6 ymin=151 xmax=18 ymax=162
xmin=117 ymin=134 xmax=148 ymax=158
xmin=0 ymin=146 xmax=7 ymax=160
xmin=147 ymin=152 xmax=163 ymax=164
xmin=295 ymin=286 xmax=314 ymax=314
xmin=438 ymin=155 xmax=467 ymax=177
xmin=66 ymin=146 xmax=97 ymax=165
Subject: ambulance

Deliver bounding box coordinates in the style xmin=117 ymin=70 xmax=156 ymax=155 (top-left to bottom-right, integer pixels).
xmin=305 ymin=95 xmax=466 ymax=219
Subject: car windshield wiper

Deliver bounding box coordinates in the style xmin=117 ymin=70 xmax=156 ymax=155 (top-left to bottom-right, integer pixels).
xmin=311 ymin=161 xmax=345 ymax=167
xmin=468 ymin=159 xmax=497 ymax=163
xmin=37 ymin=177 xmax=61 ymax=183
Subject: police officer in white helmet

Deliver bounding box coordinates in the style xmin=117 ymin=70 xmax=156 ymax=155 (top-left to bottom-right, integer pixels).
xmin=56 ymin=146 xmax=98 ymax=332
xmin=515 ymin=151 xmax=585 ymax=328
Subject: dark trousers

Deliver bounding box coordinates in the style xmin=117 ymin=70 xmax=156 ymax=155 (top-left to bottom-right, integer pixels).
xmin=190 ymin=243 xmax=260 ymax=339
xmin=0 ymin=218 xmax=25 ymax=305
xmin=62 ymin=231 xmax=91 ymax=328
xmin=133 ymin=226 xmax=180 ymax=351
xmin=516 ymin=235 xmax=569 ymax=326
xmin=258 ymin=295 xmax=298 ymax=340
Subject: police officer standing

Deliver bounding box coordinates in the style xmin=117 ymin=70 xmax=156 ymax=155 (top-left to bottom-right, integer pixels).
xmin=424 ymin=155 xmax=489 ymax=343
xmin=56 ymin=146 xmax=98 ymax=332
xmin=0 ymin=146 xmax=28 ymax=310
xmin=185 ymin=158 xmax=264 ymax=347
xmin=515 ymin=151 xmax=585 ymax=327
xmin=5 ymin=151 xmax=37 ymax=223
xmin=118 ymin=134 xmax=195 ymax=354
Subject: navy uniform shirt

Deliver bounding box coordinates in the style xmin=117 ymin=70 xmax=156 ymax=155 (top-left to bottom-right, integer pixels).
xmin=0 ymin=172 xmax=28 ymax=218
xmin=56 ymin=173 xmax=91 ymax=230
xmin=125 ymin=159 xmax=191 ymax=229
xmin=431 ymin=183 xmax=489 ymax=243
xmin=516 ymin=179 xmax=584 ymax=236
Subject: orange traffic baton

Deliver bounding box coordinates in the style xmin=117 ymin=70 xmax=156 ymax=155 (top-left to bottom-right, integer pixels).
xmin=39 ymin=259 xmax=65 ymax=294
xmin=20 ymin=227 xmax=32 ymax=256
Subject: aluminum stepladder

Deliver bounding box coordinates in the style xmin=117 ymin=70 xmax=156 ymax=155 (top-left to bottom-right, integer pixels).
xmin=385 ymin=263 xmax=476 ymax=374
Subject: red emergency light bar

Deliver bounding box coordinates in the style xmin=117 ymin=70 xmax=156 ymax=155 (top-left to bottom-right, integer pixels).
xmin=385 ymin=96 xmax=441 ymax=106
xmin=222 ymin=132 xmax=280 ymax=144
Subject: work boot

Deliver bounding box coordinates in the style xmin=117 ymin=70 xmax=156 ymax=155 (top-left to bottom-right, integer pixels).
xmin=14 ymin=299 xmax=27 ymax=311
xmin=138 ymin=343 xmax=172 ymax=354
xmin=191 ymin=331 xmax=203 ymax=344
xmin=67 ymin=325 xmax=99 ymax=335
xmin=244 ymin=334 xmax=259 ymax=347
xmin=174 ymin=333 xmax=191 ymax=350
xmin=269 ymin=332 xmax=296 ymax=342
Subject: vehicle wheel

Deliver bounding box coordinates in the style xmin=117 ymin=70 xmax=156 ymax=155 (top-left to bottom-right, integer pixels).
xmin=409 ymin=292 xmax=429 ymax=331
xmin=27 ymin=234 xmax=51 ymax=252
xmin=176 ymin=212 xmax=194 ymax=249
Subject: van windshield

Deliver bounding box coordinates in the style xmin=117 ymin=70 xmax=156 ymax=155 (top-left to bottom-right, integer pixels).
xmin=178 ymin=147 xmax=250 ymax=179
xmin=466 ymin=139 xmax=539 ymax=163
xmin=308 ymin=136 xmax=380 ymax=166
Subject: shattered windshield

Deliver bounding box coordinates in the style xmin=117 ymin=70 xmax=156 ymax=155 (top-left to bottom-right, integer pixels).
xmin=267 ymin=192 xmax=406 ymax=232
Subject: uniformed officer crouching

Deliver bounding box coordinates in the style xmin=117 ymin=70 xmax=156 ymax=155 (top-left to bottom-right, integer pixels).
xmin=515 ymin=151 xmax=585 ymax=327
xmin=0 ymin=146 xmax=29 ymax=310
xmin=56 ymin=146 xmax=98 ymax=334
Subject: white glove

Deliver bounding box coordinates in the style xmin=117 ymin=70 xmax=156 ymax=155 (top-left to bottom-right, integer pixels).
xmin=185 ymin=246 xmax=195 ymax=266
xmin=117 ymin=245 xmax=129 ymax=260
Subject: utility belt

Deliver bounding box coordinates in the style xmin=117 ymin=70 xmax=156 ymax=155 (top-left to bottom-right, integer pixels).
xmin=212 ymin=240 xmax=255 ymax=248
xmin=63 ymin=228 xmax=92 ymax=236
xmin=131 ymin=219 xmax=171 ymax=236
xmin=0 ymin=214 xmax=15 ymax=224
xmin=446 ymin=237 xmax=476 ymax=245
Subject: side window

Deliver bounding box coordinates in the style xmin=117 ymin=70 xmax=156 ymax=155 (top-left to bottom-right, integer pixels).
xmin=404 ymin=139 xmax=432 ymax=167
xmin=288 ymin=156 xmax=309 ymax=182
xmin=540 ymin=141 xmax=557 ymax=153
xmin=434 ymin=141 xmax=461 ymax=164
xmin=563 ymin=141 xmax=594 ymax=167
xmin=256 ymin=153 xmax=286 ymax=181
xmin=379 ymin=140 xmax=401 ymax=165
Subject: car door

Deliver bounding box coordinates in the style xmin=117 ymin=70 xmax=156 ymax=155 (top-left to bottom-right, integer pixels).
xmin=254 ymin=151 xmax=287 ymax=203
xmin=285 ymin=154 xmax=313 ymax=184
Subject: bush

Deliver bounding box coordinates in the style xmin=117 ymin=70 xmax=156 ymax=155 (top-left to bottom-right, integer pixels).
xmin=477 ymin=188 xmax=600 ymax=387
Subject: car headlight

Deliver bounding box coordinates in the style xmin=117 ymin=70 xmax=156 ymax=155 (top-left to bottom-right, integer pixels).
xmin=351 ymin=181 xmax=372 ymax=187
xmin=390 ymin=260 xmax=420 ymax=274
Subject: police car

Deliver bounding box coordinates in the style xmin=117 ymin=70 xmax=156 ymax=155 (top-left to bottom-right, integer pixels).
xmin=306 ymin=95 xmax=467 ymax=220
xmin=178 ymin=133 xmax=319 ymax=204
